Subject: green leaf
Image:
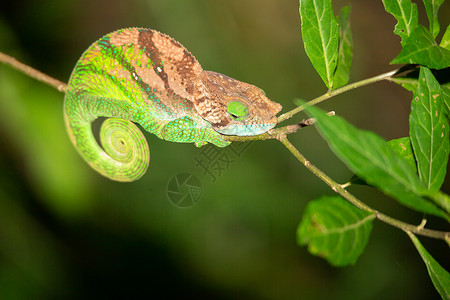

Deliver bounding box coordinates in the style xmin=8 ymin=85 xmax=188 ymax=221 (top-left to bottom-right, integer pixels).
xmin=382 ymin=0 xmax=418 ymax=43
xmin=297 ymin=196 xmax=375 ymax=266
xmin=293 ymin=98 xmax=308 ymax=107
xmin=409 ymin=67 xmax=449 ymax=191
xmin=333 ymin=5 xmax=353 ymax=89
xmin=299 ymin=0 xmax=339 ymax=89
xmin=422 ymin=0 xmax=445 ymax=39
xmin=350 ymin=137 xmax=417 ymax=186
xmin=387 ymin=137 xmax=417 ymax=172
xmin=301 ymin=102 xmax=449 ymax=220
xmin=391 ymin=25 xmax=450 ymax=69
xmin=441 ymin=24 xmax=450 ymax=50
xmin=407 ymin=232 xmax=450 ymax=299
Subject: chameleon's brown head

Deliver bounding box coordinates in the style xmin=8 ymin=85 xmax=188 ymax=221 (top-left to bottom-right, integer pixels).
xmin=193 ymin=71 xmax=282 ymax=136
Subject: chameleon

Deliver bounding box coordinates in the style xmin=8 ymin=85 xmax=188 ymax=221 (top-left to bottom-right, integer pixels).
xmin=64 ymin=28 xmax=282 ymax=182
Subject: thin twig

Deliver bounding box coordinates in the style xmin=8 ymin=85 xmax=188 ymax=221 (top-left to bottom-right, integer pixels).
xmin=279 ymin=135 xmax=450 ymax=241
xmin=0 ymin=51 xmax=67 ymax=92
xmin=222 ymin=112 xmax=335 ymax=143
xmin=278 ymin=68 xmax=404 ymax=123
xmin=222 ymin=118 xmax=313 ymax=142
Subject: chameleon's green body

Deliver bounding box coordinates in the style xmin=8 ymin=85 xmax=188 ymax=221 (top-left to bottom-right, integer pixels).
xmin=64 ymin=28 xmax=281 ymax=181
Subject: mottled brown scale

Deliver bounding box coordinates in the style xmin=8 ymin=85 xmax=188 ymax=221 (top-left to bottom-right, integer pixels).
xmin=137 ymin=30 xmax=202 ymax=103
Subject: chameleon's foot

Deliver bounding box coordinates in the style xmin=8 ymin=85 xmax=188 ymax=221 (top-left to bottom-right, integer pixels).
xmin=195 ymin=141 xmax=208 ymax=147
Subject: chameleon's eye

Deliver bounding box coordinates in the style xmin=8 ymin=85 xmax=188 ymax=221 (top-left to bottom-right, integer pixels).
xmin=227 ymin=101 xmax=248 ymax=121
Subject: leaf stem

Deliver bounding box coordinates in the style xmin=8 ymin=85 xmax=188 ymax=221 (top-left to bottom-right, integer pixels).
xmin=278 ymin=68 xmax=402 ymax=122
xmin=279 ymin=135 xmax=450 ymax=241
xmin=0 ymin=51 xmax=67 ymax=92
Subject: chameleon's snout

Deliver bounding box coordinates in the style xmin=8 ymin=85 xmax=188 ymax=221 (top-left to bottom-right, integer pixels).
xmin=194 ymin=71 xmax=282 ymax=136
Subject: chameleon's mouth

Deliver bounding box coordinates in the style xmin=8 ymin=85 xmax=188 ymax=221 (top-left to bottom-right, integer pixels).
xmin=215 ymin=119 xmax=277 ymax=136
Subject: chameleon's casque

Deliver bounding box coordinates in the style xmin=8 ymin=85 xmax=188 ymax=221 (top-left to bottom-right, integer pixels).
xmin=64 ymin=28 xmax=282 ymax=181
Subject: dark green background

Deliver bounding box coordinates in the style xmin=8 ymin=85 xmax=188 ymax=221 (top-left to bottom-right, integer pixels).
xmin=0 ymin=0 xmax=449 ymax=299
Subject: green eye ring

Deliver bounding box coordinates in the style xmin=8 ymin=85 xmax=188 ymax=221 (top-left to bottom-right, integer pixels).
xmin=227 ymin=101 xmax=248 ymax=121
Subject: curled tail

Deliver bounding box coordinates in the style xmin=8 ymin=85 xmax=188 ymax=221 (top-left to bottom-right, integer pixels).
xmin=63 ymin=28 xmax=160 ymax=181
xmin=64 ymin=110 xmax=149 ymax=182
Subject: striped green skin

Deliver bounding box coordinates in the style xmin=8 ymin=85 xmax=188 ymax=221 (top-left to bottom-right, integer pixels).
xmin=64 ymin=28 xmax=229 ymax=182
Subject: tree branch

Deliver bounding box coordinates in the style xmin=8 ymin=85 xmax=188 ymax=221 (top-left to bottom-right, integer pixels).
xmin=0 ymin=51 xmax=67 ymax=92
xmin=278 ymin=135 xmax=450 ymax=241
xmin=1 ymin=52 xmax=446 ymax=240
xmin=222 ymin=112 xmax=335 ymax=143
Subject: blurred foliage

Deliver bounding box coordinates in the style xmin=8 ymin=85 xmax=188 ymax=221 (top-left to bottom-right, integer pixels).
xmin=0 ymin=0 xmax=449 ymax=299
